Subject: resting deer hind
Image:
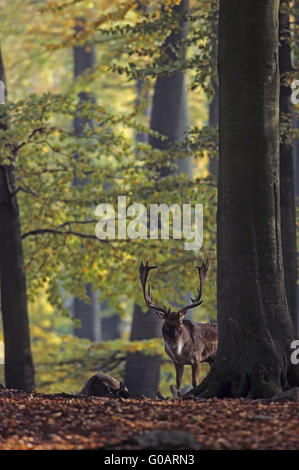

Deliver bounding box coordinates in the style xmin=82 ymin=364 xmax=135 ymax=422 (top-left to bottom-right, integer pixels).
xmin=140 ymin=260 xmax=218 ymax=395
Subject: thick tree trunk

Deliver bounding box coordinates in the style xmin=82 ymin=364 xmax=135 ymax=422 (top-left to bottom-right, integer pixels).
xmin=295 ymin=118 xmax=299 ymax=334
xmin=125 ymin=0 xmax=190 ymax=397
xmin=193 ymin=0 xmax=299 ymax=399
xmin=279 ymin=2 xmax=297 ymax=334
xmin=0 ymin=48 xmax=35 ymax=391
xmin=208 ymin=8 xmax=219 ymax=180
xmin=293 ymin=1 xmax=299 ymax=335
xmin=72 ymin=23 xmax=101 ymax=341
xmin=124 ymin=304 xmax=162 ymax=397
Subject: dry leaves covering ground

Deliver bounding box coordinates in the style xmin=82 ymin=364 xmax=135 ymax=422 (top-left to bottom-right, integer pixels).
xmin=0 ymin=389 xmax=298 ymax=450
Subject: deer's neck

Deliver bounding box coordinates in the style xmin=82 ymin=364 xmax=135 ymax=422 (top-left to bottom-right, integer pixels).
xmin=162 ymin=321 xmax=191 ymax=364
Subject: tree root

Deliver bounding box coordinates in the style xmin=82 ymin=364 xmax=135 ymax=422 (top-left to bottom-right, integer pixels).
xmin=187 ymin=366 xmax=297 ymax=399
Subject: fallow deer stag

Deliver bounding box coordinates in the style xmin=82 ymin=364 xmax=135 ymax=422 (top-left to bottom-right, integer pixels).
xmin=140 ymin=260 xmax=218 ymax=395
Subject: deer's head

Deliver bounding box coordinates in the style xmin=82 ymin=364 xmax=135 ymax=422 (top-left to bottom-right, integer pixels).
xmin=139 ymin=259 xmax=209 ymax=325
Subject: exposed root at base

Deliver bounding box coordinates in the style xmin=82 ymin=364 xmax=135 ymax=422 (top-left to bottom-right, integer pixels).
xmin=187 ymin=367 xmax=299 ymax=399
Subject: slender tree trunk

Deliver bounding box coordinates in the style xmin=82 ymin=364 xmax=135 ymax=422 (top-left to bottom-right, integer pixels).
xmin=124 ymin=75 xmax=161 ymax=399
xmin=193 ymin=0 xmax=299 ymax=398
xmin=0 ymin=48 xmax=35 ymax=391
xmin=125 ymin=0 xmax=190 ymax=397
xmin=279 ymin=1 xmax=297 ymax=333
xmin=149 ymin=0 xmax=189 ymax=159
xmin=135 ymin=79 xmax=149 ymax=145
xmin=73 ymin=285 xmax=100 ymax=341
xmin=72 ymin=21 xmax=101 ymax=341
xmin=101 ymin=313 xmax=121 ymax=340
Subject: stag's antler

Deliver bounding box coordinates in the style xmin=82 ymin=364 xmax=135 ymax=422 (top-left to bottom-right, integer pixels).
xmin=178 ymin=259 xmax=209 ymax=314
xmin=139 ymin=261 xmax=170 ymax=318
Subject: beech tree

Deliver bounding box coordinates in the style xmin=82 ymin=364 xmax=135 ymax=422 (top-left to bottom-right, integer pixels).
xmin=279 ymin=0 xmax=297 ymax=333
xmin=208 ymin=6 xmax=219 ymax=181
xmin=124 ymin=0 xmax=190 ymax=397
xmin=0 ymin=48 xmax=35 ymax=391
xmin=294 ymin=1 xmax=299 ymax=335
xmin=194 ymin=0 xmax=299 ymax=398
xmin=72 ymin=20 xmax=101 ymax=342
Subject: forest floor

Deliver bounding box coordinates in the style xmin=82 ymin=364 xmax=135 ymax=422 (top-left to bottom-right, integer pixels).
xmin=0 ymin=389 xmax=298 ymax=450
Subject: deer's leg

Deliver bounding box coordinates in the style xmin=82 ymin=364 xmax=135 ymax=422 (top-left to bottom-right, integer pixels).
xmin=175 ymin=363 xmax=184 ymax=391
xmin=191 ymin=362 xmax=201 ymax=388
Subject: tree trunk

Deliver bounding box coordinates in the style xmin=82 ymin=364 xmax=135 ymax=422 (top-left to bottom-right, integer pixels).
xmin=294 ymin=116 xmax=299 ymax=335
xmin=124 ymin=75 xmax=162 ymax=399
xmin=208 ymin=7 xmax=219 ymax=180
xmin=193 ymin=0 xmax=299 ymax=399
xmin=73 ymin=284 xmax=101 ymax=341
xmin=0 ymin=48 xmax=35 ymax=391
xmin=135 ymin=79 xmax=149 ymax=145
xmin=149 ymin=0 xmax=190 ymax=171
xmin=125 ymin=0 xmax=190 ymax=397
xmin=293 ymin=1 xmax=299 ymax=335
xmin=72 ymin=22 xmax=101 ymax=341
xmin=124 ymin=304 xmax=162 ymax=398
xmin=101 ymin=313 xmax=121 ymax=340
xmin=279 ymin=2 xmax=297 ymax=334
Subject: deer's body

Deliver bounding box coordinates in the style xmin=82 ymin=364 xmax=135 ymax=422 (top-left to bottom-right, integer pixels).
xmin=163 ymin=318 xmax=218 ymax=390
xmin=163 ymin=319 xmax=218 ymax=366
xmin=140 ymin=259 xmax=218 ymax=393
xmin=79 ymin=373 xmax=130 ymax=398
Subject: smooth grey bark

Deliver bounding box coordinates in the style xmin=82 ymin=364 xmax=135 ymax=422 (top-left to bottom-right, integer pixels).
xmin=124 ymin=0 xmax=190 ymax=397
xmin=72 ymin=22 xmax=101 ymax=341
xmin=293 ymin=1 xmax=299 ymax=335
xmin=193 ymin=0 xmax=299 ymax=398
xmin=279 ymin=2 xmax=297 ymax=334
xmin=295 ymin=116 xmax=299 ymax=335
xmin=0 ymin=48 xmax=35 ymax=391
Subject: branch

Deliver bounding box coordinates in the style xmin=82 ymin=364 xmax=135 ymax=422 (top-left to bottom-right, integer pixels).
xmin=14 ymin=127 xmax=47 ymax=152
xmin=21 ymin=227 xmax=131 ymax=244
xmin=21 ymin=228 xmax=105 ymax=241
xmin=56 ymin=219 xmax=98 ymax=229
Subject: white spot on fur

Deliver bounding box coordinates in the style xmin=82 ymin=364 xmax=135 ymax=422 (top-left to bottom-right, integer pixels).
xmin=177 ymin=340 xmax=184 ymax=356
